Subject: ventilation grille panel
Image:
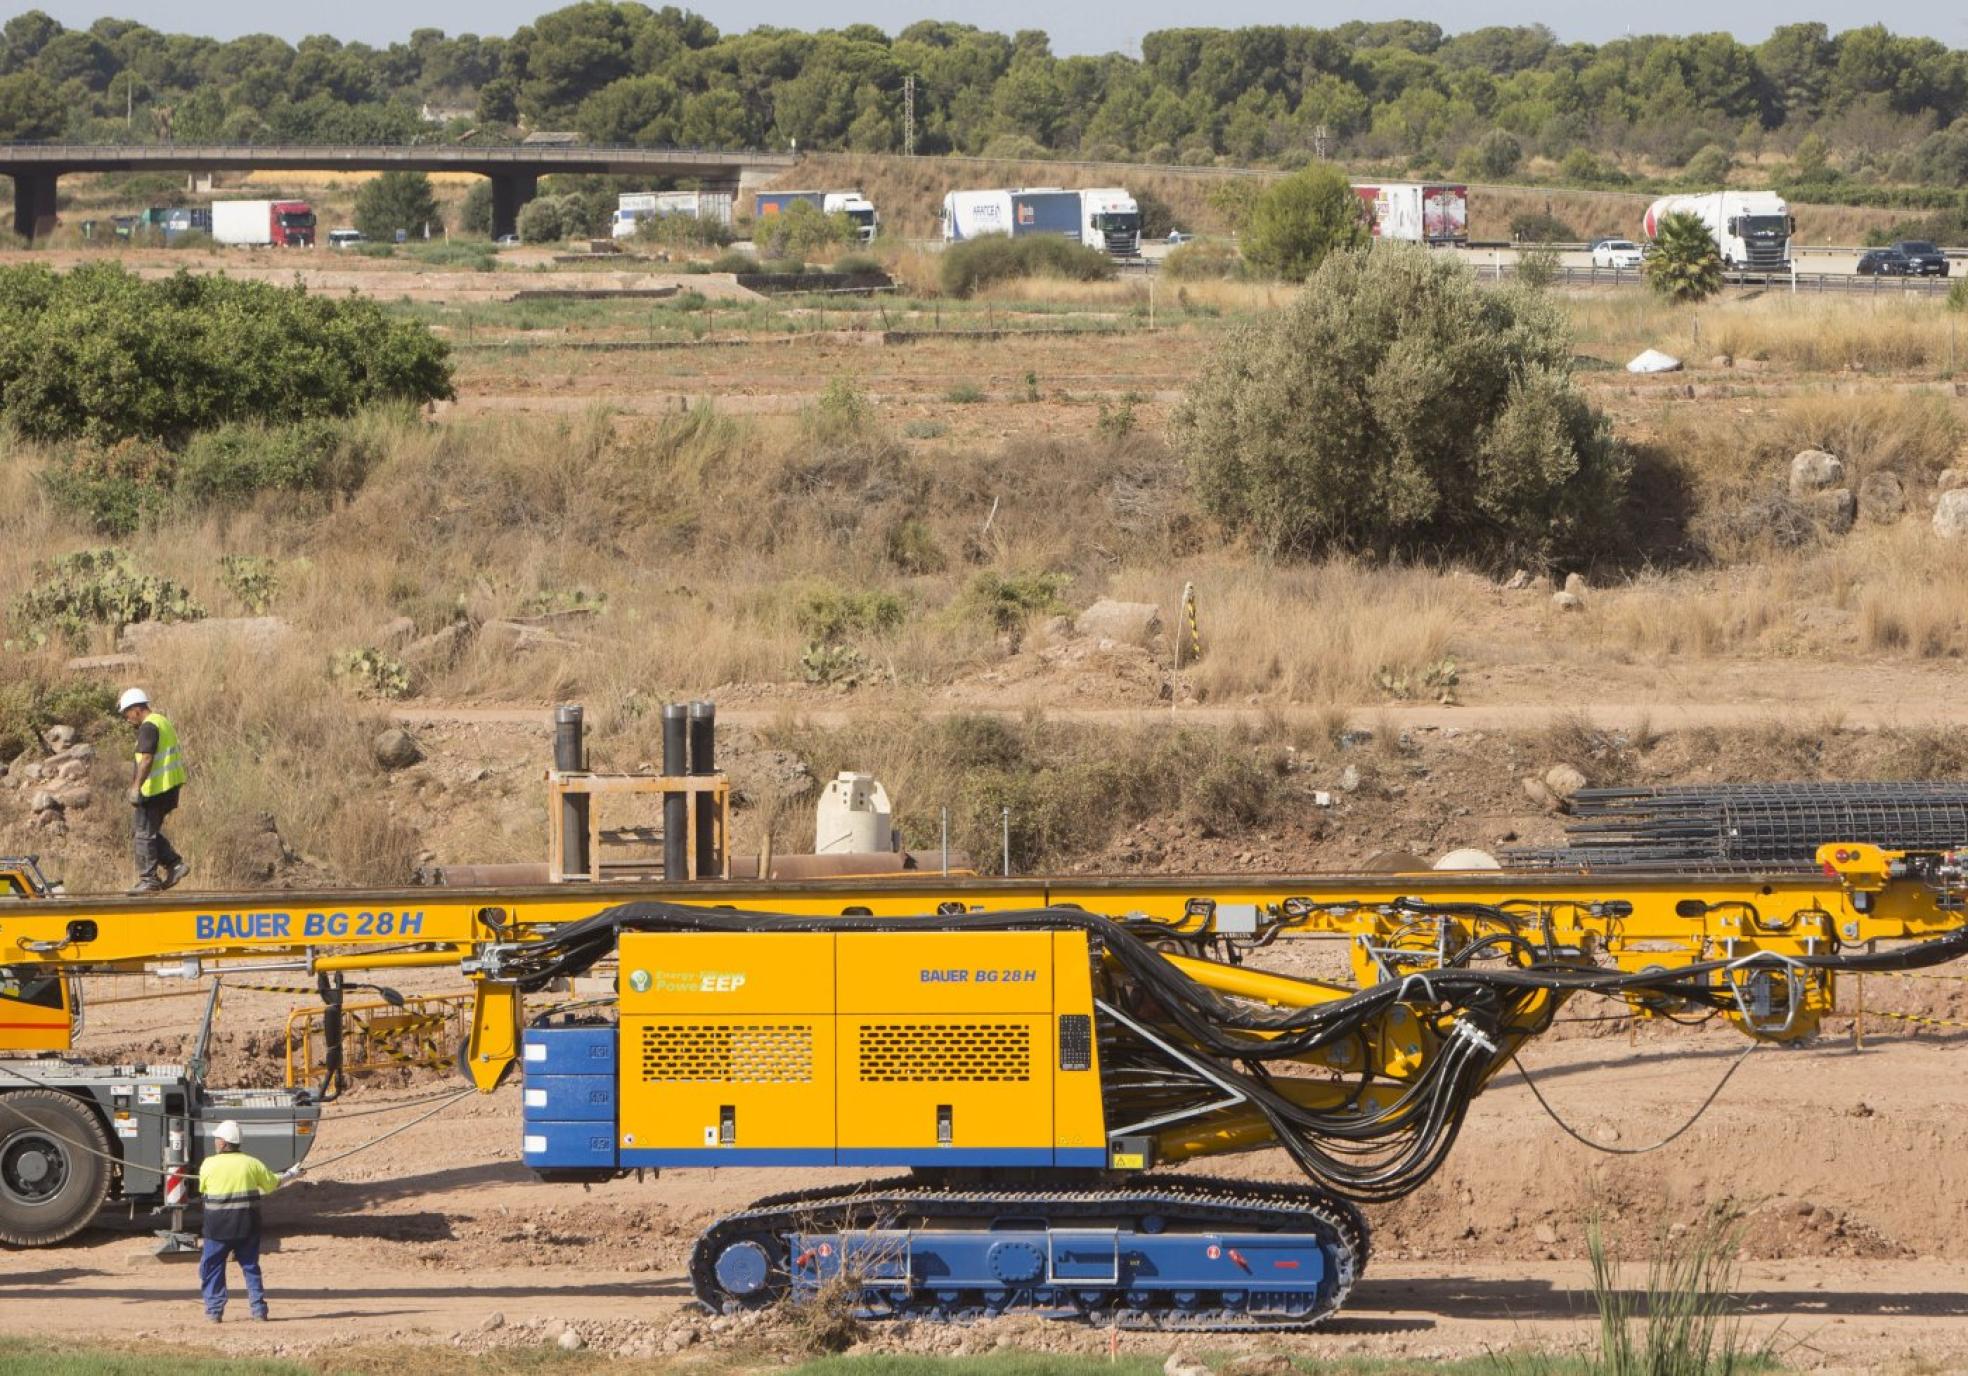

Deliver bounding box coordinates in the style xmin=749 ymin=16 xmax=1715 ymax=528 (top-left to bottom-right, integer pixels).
xmin=858 ymin=1022 xmax=1031 ymax=1082
xmin=639 ymin=1023 xmax=813 ymax=1083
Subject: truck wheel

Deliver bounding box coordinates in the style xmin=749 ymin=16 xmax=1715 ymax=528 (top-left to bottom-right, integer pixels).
xmin=0 ymin=1090 xmax=113 ymax=1246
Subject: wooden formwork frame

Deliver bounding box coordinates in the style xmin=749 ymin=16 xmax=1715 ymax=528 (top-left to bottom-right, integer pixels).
xmin=545 ymin=770 xmax=731 ymax=883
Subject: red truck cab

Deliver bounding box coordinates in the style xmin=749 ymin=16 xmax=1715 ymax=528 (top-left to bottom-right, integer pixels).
xmin=272 ymin=201 xmax=316 ymax=247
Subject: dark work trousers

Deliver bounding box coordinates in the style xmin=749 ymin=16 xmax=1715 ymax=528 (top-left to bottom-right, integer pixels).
xmin=133 ymin=788 xmax=183 ymax=879
xmin=199 ymin=1234 xmax=267 ymax=1318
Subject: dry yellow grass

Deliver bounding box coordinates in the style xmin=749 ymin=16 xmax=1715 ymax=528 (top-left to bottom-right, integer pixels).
xmin=1106 ymin=560 xmax=1470 ymax=703
xmin=1568 ymin=293 xmax=1963 ymax=373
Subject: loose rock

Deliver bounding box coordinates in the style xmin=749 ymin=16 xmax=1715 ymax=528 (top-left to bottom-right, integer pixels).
xmin=1501 ymin=569 xmax=1533 ymax=591
xmin=1075 ymin=598 xmax=1163 ymax=647
xmin=1937 ymin=467 xmax=1968 ymax=494
xmin=1562 ymin=571 xmax=1588 ymax=597
xmin=557 ymin=1329 xmax=585 ymax=1352
xmin=1544 ymin=764 xmax=1588 ymax=800
xmin=1165 ymin=1355 xmax=1214 ymax=1376
xmin=1551 ymin=590 xmax=1583 ymax=612
xmin=1338 ymin=764 xmax=1362 ymax=794
xmin=1938 ymin=489 xmax=1968 ymax=539
xmin=42 ymin=725 xmax=76 ymax=751
xmin=1859 ymin=471 xmax=1906 ymax=523
xmin=372 ymin=728 xmax=426 ymax=771
xmin=1789 ymin=449 xmax=1845 ymax=497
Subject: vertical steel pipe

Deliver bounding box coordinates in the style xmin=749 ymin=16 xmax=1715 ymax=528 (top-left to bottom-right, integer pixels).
xmin=553 ymin=704 xmax=589 ymax=880
xmin=661 ymin=703 xmax=689 ymax=881
xmin=689 ymin=700 xmax=718 ymax=878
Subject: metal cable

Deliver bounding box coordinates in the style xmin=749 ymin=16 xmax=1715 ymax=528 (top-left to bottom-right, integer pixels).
xmin=1508 ymin=1040 xmax=1760 ymax=1155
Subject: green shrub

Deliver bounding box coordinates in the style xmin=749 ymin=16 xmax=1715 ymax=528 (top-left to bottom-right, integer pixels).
xmin=1510 ymin=210 xmax=1579 ymax=243
xmin=633 ymin=213 xmax=734 ymax=250
xmin=9 ymin=548 xmax=205 ymax=650
xmin=1171 ymin=246 xmax=1628 ymax=567
xmin=406 ymin=240 xmax=496 ymax=272
xmin=0 ymin=262 xmax=451 ymax=446
xmin=710 ymin=249 xmax=760 ymax=274
xmin=883 ymin=518 xmax=945 ymax=572
xmin=761 ymin=257 xmax=807 ymax=276
xmin=0 ymin=676 xmax=116 ymax=763
xmin=1948 ymin=277 xmax=1968 ymax=313
xmin=1240 ymin=162 xmax=1370 ymax=282
xmin=1516 ymin=244 xmax=1561 ymax=289
xmin=803 ymin=376 xmax=873 ymax=444
xmin=832 ymin=254 xmax=883 ymax=276
xmin=799 ymin=641 xmax=868 ymax=687
xmin=758 ymin=199 xmax=856 ymax=257
xmin=1096 ymin=397 xmax=1137 ymax=439
xmin=963 ymin=570 xmax=1071 ymax=632
xmin=939 ymin=236 xmax=1114 ymax=298
xmin=794 ymin=582 xmax=907 ymax=641
xmin=218 ymin=555 xmax=281 ymax=613
xmin=330 ymin=647 xmax=411 ymax=700
xmin=40 ymin=438 xmax=177 ymax=535
xmin=177 ymin=420 xmax=381 ymax=507
xmin=944 ymin=383 xmax=985 ymax=404
xmin=1162 ymin=240 xmax=1242 ymax=281
xmin=355 ymin=170 xmax=442 ymax=243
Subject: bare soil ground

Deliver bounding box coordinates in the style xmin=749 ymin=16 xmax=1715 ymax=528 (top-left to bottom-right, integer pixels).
xmin=13 ymin=981 xmax=1968 ymax=1371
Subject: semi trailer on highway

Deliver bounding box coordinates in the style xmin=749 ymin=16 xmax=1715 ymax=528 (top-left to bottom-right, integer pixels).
xmin=1352 ymin=182 xmax=1468 ymax=245
xmin=611 ymin=190 xmax=736 ymax=239
xmin=1644 ymin=190 xmax=1794 ymax=272
xmin=754 ymin=190 xmax=880 ymax=243
xmin=943 ymin=187 xmax=1142 ymax=257
xmin=211 ymin=199 xmax=315 ymax=248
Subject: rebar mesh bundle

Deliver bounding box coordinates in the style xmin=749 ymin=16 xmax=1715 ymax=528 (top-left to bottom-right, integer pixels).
xmin=1505 ymin=782 xmax=1968 ymax=869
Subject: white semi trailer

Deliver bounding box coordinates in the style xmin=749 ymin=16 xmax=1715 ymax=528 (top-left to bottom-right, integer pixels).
xmin=943 ymin=187 xmax=1140 ymax=257
xmin=1643 ymin=190 xmax=1794 ymax=272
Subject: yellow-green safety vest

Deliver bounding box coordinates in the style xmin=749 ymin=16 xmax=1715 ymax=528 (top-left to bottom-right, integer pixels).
xmin=139 ymin=711 xmax=187 ymax=798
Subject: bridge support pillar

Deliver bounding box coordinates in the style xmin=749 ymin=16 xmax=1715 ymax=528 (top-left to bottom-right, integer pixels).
xmin=489 ymin=172 xmax=538 ymax=241
xmin=11 ymin=172 xmax=58 ymax=243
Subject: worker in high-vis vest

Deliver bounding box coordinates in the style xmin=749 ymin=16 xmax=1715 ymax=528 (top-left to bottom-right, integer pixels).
xmin=196 ymin=1119 xmax=301 ymax=1323
xmin=119 ymin=687 xmax=189 ymax=894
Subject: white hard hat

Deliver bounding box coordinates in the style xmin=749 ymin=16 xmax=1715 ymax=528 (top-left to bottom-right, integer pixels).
xmin=117 ymin=687 xmax=150 ymax=713
xmin=212 ymin=1120 xmax=242 ymax=1146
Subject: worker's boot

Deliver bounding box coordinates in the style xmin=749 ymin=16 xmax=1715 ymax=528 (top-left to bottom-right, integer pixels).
xmin=162 ymin=861 xmax=190 ymax=890
xmin=128 ymin=876 xmax=163 ymax=895
xmin=204 ymin=1311 xmax=222 ymax=1324
xmin=250 ymin=1306 xmax=269 ymax=1322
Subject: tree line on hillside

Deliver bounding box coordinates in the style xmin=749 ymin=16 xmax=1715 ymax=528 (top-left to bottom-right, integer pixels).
xmin=6 ymin=8 xmax=1968 ymax=198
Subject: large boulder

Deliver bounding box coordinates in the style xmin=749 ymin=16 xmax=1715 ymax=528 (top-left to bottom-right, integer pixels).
xmin=1937 ymin=467 xmax=1968 ymax=494
xmin=1075 ymin=599 xmax=1163 ymax=647
xmin=1859 ymin=471 xmax=1906 ymax=523
xmin=120 ymin=616 xmax=290 ymax=657
xmin=1789 ymin=450 xmax=1845 ymax=497
xmin=1935 ymin=488 xmax=1968 ymax=539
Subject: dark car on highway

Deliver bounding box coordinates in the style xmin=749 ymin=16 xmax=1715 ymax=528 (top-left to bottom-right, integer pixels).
xmin=1892 ymin=240 xmax=1950 ymax=275
xmin=1857 ymin=248 xmax=1911 ymax=276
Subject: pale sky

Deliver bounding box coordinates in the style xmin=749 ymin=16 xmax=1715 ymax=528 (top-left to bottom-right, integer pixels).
xmin=34 ymin=0 xmax=1968 ymax=61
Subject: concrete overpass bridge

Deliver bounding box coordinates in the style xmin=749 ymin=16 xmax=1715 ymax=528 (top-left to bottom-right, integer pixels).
xmin=0 ymin=143 xmax=800 ymax=241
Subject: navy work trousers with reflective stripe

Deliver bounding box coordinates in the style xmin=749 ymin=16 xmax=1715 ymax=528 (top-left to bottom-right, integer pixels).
xmin=199 ymin=1234 xmax=265 ymax=1318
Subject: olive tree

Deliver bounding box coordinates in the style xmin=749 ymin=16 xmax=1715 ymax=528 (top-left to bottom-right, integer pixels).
xmin=1170 ymin=246 xmax=1628 ymax=567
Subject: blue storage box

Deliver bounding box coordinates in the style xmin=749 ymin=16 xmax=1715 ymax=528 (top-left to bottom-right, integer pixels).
xmin=522 ymin=1025 xmax=617 ymax=1075
xmin=522 ymin=1075 xmax=616 ymax=1122
xmin=522 ymin=1119 xmax=619 ymax=1169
